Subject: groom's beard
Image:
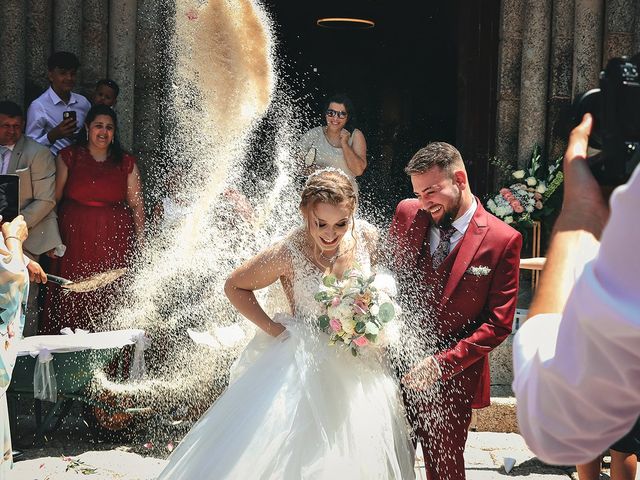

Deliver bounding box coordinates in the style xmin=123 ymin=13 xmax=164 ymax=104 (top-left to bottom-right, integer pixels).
xmin=428 ymin=189 xmax=462 ymax=228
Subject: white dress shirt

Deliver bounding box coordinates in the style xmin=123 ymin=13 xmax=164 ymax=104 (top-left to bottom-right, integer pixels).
xmin=26 ymin=87 xmax=91 ymax=156
xmin=513 ymin=164 xmax=640 ymax=465
xmin=429 ymin=197 xmax=477 ymax=255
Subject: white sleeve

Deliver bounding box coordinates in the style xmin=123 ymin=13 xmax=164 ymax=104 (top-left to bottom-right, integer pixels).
xmin=25 ymin=102 xmax=51 ymax=147
xmin=513 ymin=164 xmax=640 ymax=465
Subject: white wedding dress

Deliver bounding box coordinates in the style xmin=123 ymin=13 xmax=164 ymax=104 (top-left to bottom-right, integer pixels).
xmin=158 ymin=223 xmax=415 ymax=479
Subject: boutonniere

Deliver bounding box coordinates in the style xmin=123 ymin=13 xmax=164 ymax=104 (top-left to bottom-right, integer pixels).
xmin=466 ymin=265 xmax=491 ymax=276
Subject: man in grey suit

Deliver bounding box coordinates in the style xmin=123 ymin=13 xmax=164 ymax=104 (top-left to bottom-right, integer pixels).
xmin=0 ymin=101 xmax=59 ymax=335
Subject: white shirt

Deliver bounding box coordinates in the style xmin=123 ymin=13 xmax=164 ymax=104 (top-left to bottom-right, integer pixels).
xmin=513 ymin=163 xmax=640 ymax=465
xmin=26 ymin=87 xmax=91 ymax=156
xmin=429 ymin=197 xmax=477 ymax=255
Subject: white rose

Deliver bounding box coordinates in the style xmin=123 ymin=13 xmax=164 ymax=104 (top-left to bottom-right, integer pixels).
xmin=341 ymin=318 xmax=356 ymax=335
xmin=369 ymin=304 xmax=380 ymax=316
xmin=487 ymin=199 xmax=497 ymax=212
xmin=504 ymin=216 xmax=514 ymax=224
xmin=525 ymin=205 xmax=534 ymax=213
xmin=512 ymin=170 xmax=525 ymax=179
xmin=535 ymin=183 xmax=547 ymax=194
xmin=327 ymin=302 xmax=354 ymax=325
xmin=365 ymin=322 xmax=379 ymax=335
xmin=526 ymin=177 xmax=537 ymax=186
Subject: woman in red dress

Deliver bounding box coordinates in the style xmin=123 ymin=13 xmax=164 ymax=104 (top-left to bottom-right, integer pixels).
xmin=41 ymin=105 xmax=144 ymax=334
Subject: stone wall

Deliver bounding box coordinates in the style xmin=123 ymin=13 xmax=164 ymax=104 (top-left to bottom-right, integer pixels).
xmin=496 ymin=0 xmax=640 ymax=166
xmin=0 ymin=0 xmax=171 ymax=172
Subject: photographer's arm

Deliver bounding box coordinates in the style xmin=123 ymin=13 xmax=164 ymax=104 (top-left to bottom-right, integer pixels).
xmin=526 ymin=114 xmax=607 ymax=318
xmin=513 ymin=114 xmax=640 ymax=464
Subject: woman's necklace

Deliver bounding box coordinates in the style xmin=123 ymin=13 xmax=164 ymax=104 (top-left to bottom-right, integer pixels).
xmin=323 ymin=127 xmax=341 ymax=148
xmin=319 ymin=248 xmax=348 ymax=266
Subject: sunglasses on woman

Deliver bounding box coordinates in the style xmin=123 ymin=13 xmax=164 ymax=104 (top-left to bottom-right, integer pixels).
xmin=326 ymin=109 xmax=348 ymax=119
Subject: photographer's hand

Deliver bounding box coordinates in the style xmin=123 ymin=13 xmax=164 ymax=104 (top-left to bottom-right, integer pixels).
xmin=527 ymin=114 xmax=608 ymax=319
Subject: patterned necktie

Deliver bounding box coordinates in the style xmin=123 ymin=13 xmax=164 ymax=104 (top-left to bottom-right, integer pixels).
xmin=0 ymin=146 xmax=9 ymax=175
xmin=432 ymin=225 xmax=457 ymax=269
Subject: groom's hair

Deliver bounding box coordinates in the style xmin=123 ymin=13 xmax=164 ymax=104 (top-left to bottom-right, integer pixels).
xmin=405 ymin=142 xmax=464 ymax=176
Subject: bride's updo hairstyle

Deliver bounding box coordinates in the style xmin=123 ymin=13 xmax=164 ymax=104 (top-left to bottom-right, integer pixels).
xmin=300 ymin=168 xmax=357 ymax=217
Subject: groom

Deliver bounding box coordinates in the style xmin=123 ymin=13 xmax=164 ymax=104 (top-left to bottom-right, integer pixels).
xmin=389 ymin=142 xmax=522 ymax=480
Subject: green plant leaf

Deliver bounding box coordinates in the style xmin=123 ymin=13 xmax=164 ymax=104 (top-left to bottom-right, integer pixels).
xmin=378 ymin=302 xmax=395 ymax=323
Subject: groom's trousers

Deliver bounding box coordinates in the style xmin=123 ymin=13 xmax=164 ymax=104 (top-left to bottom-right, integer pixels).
xmin=406 ymin=364 xmax=478 ymax=480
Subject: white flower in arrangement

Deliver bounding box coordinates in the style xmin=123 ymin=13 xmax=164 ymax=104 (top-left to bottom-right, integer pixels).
xmin=513 ymin=170 xmax=526 ymax=179
xmin=535 ymin=183 xmax=547 ymax=194
xmin=526 ymin=176 xmax=537 ymax=186
xmin=341 ymin=318 xmax=356 ymax=335
xmin=504 ymin=215 xmax=514 ymax=224
xmin=327 ymin=302 xmax=354 ymax=326
xmin=466 ymin=265 xmax=492 ymax=276
xmin=525 ymin=205 xmax=535 ymax=213
xmin=487 ymin=198 xmax=497 ymax=212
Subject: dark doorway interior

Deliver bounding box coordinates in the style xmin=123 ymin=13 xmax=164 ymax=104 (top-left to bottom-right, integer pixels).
xmin=262 ymin=1 xmax=499 ymax=218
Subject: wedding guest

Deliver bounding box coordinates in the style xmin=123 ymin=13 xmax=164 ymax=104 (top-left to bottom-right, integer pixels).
xmin=91 ymin=79 xmax=120 ymax=108
xmin=41 ymin=105 xmax=144 ymax=335
xmin=297 ymin=94 xmax=367 ymax=189
xmin=389 ymin=142 xmax=522 ymax=480
xmin=513 ymin=114 xmax=640 ymax=465
xmin=0 ymin=100 xmax=61 ymax=335
xmin=26 ymin=51 xmax=91 ymax=156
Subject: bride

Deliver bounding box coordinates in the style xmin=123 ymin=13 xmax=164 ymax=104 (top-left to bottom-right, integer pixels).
xmin=158 ymin=168 xmax=415 ymax=479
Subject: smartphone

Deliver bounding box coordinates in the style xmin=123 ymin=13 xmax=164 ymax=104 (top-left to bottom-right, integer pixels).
xmin=0 ymin=175 xmax=19 ymax=222
xmin=63 ymin=110 xmax=77 ymax=121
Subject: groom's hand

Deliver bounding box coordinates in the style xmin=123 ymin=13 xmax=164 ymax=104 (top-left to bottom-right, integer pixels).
xmin=402 ymin=356 xmax=442 ymax=391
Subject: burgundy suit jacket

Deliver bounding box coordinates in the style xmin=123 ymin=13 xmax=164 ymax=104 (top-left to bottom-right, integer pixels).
xmin=389 ymin=198 xmax=522 ymax=408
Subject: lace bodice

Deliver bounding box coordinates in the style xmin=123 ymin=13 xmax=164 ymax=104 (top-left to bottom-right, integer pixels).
xmin=285 ymin=220 xmax=374 ymax=322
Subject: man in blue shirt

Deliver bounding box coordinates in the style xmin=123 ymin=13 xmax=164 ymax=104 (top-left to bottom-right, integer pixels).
xmin=26 ymin=51 xmax=91 ymax=156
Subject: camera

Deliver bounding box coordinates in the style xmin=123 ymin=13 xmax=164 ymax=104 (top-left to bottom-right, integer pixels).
xmin=63 ymin=110 xmax=76 ymax=121
xmin=573 ymin=55 xmax=640 ymax=186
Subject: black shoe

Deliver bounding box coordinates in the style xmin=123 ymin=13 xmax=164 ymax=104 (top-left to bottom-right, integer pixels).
xmin=11 ymin=449 xmax=24 ymax=462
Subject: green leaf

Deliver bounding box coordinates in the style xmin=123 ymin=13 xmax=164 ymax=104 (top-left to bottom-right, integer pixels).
xmin=365 ymin=333 xmax=378 ymax=342
xmin=318 ymin=315 xmax=330 ymax=330
xmin=378 ymin=302 xmax=395 ymax=323
xmin=314 ymin=291 xmax=330 ymax=302
xmin=355 ymin=322 xmax=366 ymax=334
xmin=351 ymin=347 xmax=358 ymax=357
xmin=323 ymin=274 xmax=337 ymax=287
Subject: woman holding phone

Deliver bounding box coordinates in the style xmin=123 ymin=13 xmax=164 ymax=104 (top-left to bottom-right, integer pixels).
xmin=298 ymin=94 xmax=367 ymax=189
xmin=40 ymin=105 xmax=144 ymax=335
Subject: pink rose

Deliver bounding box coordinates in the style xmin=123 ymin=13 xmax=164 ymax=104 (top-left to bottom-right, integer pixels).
xmin=329 ymin=318 xmax=342 ymax=332
xmin=353 ymin=336 xmax=368 ymax=347
xmin=353 ymin=300 xmax=368 ymax=315
xmin=513 ymin=204 xmax=524 ymax=213
xmin=535 ymin=200 xmax=543 ymax=209
xmin=331 ymin=297 xmax=341 ymax=307
xmin=534 ymin=192 xmax=542 ymax=200
xmin=499 ymin=188 xmax=510 ymax=196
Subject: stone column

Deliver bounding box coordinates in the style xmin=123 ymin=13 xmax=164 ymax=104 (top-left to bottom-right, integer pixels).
xmin=546 ymin=0 xmax=575 ymax=159
xmin=53 ymin=0 xmax=83 ymax=55
xmin=109 ymin=0 xmax=138 ymax=150
xmin=517 ymin=0 xmax=552 ymax=166
xmin=134 ymin=0 xmax=163 ymax=157
xmin=26 ymin=0 xmax=53 ymax=103
xmin=81 ymin=0 xmax=109 ymax=94
xmin=573 ymin=0 xmax=604 ymax=96
xmin=0 ymin=1 xmax=27 ymax=105
xmin=604 ymin=0 xmax=635 ymax=60
xmin=495 ymin=0 xmax=525 ymax=166
xmin=632 ymin=0 xmax=640 ymax=54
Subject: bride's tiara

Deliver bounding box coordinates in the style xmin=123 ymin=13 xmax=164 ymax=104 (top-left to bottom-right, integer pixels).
xmin=305 ymin=167 xmax=351 ymax=185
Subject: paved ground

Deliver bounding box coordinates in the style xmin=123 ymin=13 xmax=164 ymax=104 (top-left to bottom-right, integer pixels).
xmin=10 ymin=431 xmax=634 ymax=479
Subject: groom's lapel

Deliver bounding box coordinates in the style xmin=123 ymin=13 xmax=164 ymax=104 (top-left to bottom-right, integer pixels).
xmin=440 ymin=201 xmax=488 ymax=307
xmin=407 ymin=208 xmax=430 ymax=268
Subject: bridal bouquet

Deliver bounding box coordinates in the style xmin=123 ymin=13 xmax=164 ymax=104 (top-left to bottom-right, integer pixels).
xmin=315 ymin=268 xmax=396 ymax=356
xmin=486 ymin=146 xmax=563 ymax=230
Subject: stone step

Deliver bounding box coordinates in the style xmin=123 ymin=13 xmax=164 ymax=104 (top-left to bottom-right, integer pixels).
xmin=472 ymin=396 xmax=519 ymax=434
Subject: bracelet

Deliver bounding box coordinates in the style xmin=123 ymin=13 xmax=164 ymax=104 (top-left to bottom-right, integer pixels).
xmin=4 ymin=236 xmax=22 ymax=242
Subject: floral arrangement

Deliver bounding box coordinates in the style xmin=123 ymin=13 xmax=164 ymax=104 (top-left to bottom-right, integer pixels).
xmin=315 ymin=268 xmax=396 ymax=356
xmin=486 ymin=146 xmax=563 ymax=229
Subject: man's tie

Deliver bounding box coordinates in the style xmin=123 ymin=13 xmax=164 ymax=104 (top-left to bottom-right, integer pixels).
xmin=432 ymin=225 xmax=457 ymax=269
xmin=0 ymin=146 xmax=10 ymax=175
